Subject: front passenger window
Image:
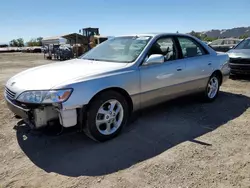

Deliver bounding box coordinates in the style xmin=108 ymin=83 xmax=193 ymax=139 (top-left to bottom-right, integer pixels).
xmin=148 ymin=37 xmax=177 ymax=62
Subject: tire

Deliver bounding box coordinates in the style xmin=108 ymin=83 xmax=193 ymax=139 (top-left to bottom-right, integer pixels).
xmin=203 ymin=73 xmax=221 ymax=102
xmin=84 ymin=91 xmax=129 ymax=142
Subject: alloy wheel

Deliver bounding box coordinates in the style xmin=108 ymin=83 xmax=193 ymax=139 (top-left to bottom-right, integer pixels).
xmin=207 ymin=77 xmax=219 ymax=99
xmin=95 ymin=99 xmax=124 ymax=135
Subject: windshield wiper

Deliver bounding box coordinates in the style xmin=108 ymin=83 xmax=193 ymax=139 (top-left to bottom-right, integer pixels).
xmin=82 ymin=58 xmax=101 ymax=61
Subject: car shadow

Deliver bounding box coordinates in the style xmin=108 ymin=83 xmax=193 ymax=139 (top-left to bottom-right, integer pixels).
xmin=230 ymin=74 xmax=250 ymax=82
xmin=15 ymin=91 xmax=250 ymax=177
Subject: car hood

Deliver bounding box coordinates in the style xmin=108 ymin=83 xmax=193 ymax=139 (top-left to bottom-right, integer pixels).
xmin=227 ymin=49 xmax=250 ymax=58
xmin=6 ymin=59 xmax=128 ymax=91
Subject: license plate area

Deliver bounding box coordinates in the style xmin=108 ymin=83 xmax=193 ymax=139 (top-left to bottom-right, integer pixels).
xmin=6 ymin=100 xmax=29 ymax=120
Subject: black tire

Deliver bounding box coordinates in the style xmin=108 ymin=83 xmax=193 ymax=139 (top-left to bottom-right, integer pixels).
xmin=203 ymin=73 xmax=221 ymax=102
xmin=84 ymin=90 xmax=129 ymax=142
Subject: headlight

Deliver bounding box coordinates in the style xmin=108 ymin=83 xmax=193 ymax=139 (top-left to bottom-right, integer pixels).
xmin=17 ymin=89 xmax=73 ymax=104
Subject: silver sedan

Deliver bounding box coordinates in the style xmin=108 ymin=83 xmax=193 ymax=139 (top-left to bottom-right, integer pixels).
xmin=4 ymin=33 xmax=230 ymax=142
xmin=227 ymin=37 xmax=250 ymax=75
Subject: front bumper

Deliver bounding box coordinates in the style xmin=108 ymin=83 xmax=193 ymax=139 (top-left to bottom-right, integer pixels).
xmin=6 ymin=97 xmax=30 ymax=120
xmin=229 ymin=63 xmax=250 ymax=75
xmin=5 ymin=95 xmax=78 ymax=129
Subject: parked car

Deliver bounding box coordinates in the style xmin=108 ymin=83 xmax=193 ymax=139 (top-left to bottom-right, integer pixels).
xmin=209 ymin=38 xmax=242 ymax=52
xmin=227 ymin=37 xmax=250 ymax=75
xmin=4 ymin=33 xmax=230 ymax=142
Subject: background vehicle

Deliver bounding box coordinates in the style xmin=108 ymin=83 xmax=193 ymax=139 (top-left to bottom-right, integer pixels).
xmin=81 ymin=27 xmax=108 ymax=51
xmin=4 ymin=33 xmax=230 ymax=142
xmin=209 ymin=38 xmax=242 ymax=52
xmin=227 ymin=37 xmax=250 ymax=75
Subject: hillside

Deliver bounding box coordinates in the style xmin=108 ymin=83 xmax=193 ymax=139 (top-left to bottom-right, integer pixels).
xmin=200 ymin=26 xmax=250 ymax=38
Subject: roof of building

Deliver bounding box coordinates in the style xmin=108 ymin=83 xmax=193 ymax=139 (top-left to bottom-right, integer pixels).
xmin=42 ymin=33 xmax=89 ymax=44
xmin=42 ymin=35 xmax=62 ymax=41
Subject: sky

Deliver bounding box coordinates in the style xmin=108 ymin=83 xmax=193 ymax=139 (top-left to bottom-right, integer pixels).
xmin=1 ymin=0 xmax=250 ymax=43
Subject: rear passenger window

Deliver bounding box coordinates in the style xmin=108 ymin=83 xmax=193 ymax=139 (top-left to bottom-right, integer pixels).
xmin=177 ymin=37 xmax=206 ymax=58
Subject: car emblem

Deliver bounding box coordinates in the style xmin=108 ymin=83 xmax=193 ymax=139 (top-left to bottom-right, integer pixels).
xmin=11 ymin=82 xmax=16 ymax=86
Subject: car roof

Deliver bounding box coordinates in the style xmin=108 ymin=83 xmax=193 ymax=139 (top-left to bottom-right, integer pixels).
xmin=116 ymin=33 xmax=193 ymax=38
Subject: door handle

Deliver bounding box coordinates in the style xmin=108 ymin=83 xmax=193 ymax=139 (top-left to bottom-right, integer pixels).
xmin=208 ymin=62 xmax=212 ymax=66
xmin=177 ymin=68 xmax=182 ymax=71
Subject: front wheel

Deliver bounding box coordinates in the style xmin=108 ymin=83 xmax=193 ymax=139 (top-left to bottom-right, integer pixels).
xmin=84 ymin=91 xmax=129 ymax=142
xmin=203 ymin=74 xmax=220 ymax=102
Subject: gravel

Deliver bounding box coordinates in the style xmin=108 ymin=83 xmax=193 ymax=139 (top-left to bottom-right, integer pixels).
xmin=0 ymin=53 xmax=249 ymax=188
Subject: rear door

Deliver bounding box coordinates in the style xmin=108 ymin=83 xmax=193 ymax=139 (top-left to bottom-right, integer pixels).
xmin=175 ymin=36 xmax=214 ymax=92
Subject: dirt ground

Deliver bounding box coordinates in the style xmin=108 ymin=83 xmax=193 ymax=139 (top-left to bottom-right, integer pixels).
xmin=0 ymin=53 xmax=250 ymax=188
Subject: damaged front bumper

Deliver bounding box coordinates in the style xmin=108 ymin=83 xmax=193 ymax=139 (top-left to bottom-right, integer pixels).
xmin=5 ymin=96 xmax=78 ymax=129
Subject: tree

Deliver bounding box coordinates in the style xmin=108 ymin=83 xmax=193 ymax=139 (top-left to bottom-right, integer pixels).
xmin=239 ymin=34 xmax=249 ymax=39
xmin=27 ymin=39 xmax=36 ymax=46
xmin=26 ymin=37 xmax=43 ymax=46
xmin=9 ymin=39 xmax=18 ymax=47
xmin=203 ymin=36 xmax=218 ymax=42
xmin=189 ymin=30 xmax=218 ymax=41
xmin=37 ymin=37 xmax=43 ymax=46
xmin=189 ymin=31 xmax=201 ymax=39
xmin=9 ymin=38 xmax=24 ymax=47
xmin=16 ymin=38 xmax=24 ymax=47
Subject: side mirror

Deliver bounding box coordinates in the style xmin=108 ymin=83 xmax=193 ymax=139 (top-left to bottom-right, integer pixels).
xmin=143 ymin=54 xmax=164 ymax=66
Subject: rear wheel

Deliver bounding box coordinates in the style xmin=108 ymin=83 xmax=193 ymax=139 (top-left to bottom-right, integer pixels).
xmin=203 ymin=73 xmax=221 ymax=102
xmin=84 ymin=91 xmax=129 ymax=142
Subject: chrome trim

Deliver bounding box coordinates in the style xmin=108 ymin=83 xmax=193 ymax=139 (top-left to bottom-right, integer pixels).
xmin=229 ymin=63 xmax=250 ymax=66
xmin=5 ymin=87 xmax=16 ymax=100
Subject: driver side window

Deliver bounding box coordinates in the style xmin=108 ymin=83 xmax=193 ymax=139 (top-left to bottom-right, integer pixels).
xmin=148 ymin=37 xmax=178 ymax=62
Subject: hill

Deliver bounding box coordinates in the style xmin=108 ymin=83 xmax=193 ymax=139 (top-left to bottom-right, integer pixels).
xmin=200 ymin=26 xmax=250 ymax=38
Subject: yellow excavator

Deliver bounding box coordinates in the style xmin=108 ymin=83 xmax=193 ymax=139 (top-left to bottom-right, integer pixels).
xmin=82 ymin=27 xmax=108 ymax=50
xmin=73 ymin=27 xmax=108 ymax=56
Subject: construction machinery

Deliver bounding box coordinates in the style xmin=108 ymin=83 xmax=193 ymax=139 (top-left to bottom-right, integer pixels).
xmin=42 ymin=27 xmax=108 ymax=60
xmin=81 ymin=27 xmax=108 ymax=50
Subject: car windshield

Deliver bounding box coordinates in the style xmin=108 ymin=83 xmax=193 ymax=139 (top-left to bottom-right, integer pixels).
xmin=235 ymin=39 xmax=250 ymax=49
xmin=80 ymin=36 xmax=152 ymax=63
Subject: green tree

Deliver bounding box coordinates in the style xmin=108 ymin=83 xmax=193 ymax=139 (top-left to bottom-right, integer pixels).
xmin=16 ymin=38 xmax=24 ymax=47
xmin=36 ymin=37 xmax=43 ymax=46
xmin=190 ymin=31 xmax=201 ymax=39
xmin=203 ymin=36 xmax=218 ymax=42
xmin=9 ymin=39 xmax=18 ymax=47
xmin=9 ymin=38 xmax=24 ymax=47
xmin=239 ymin=34 xmax=249 ymax=39
xmin=27 ymin=37 xmax=43 ymax=46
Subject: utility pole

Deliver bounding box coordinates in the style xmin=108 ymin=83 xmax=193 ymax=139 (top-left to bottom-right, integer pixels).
xmin=75 ymin=33 xmax=78 ymax=57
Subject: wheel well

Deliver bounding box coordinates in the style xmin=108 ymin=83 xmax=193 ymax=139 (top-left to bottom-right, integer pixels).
xmin=88 ymin=87 xmax=133 ymax=114
xmin=212 ymin=70 xmax=223 ymax=85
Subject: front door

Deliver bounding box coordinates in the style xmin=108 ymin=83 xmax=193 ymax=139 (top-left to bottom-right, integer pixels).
xmin=139 ymin=36 xmax=186 ymax=108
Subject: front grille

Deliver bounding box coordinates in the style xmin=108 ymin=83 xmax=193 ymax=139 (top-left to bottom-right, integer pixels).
xmin=230 ymin=58 xmax=250 ymax=64
xmin=5 ymin=87 xmax=16 ymax=100
xmin=230 ymin=65 xmax=250 ymax=71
